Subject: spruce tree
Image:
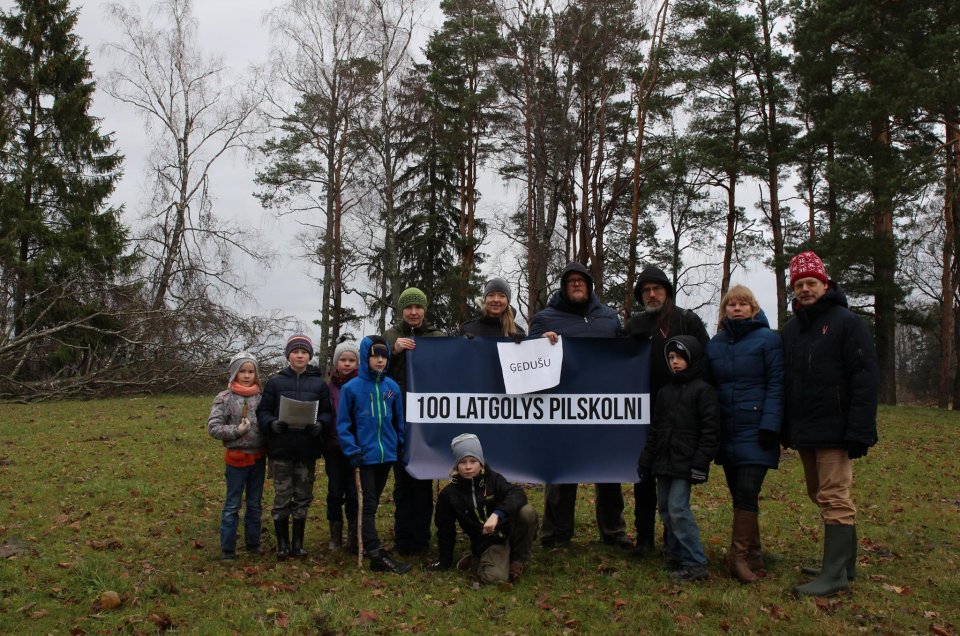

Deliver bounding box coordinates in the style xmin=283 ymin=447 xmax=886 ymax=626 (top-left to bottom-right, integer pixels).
xmin=0 ymin=0 xmax=127 ymax=344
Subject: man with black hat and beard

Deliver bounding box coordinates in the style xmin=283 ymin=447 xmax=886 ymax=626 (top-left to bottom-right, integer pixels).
xmin=627 ymin=266 xmax=709 ymax=556
xmin=528 ymin=261 xmax=633 ymax=550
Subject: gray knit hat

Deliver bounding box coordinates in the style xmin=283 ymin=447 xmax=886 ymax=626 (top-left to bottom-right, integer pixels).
xmin=332 ymin=339 xmax=360 ymax=365
xmin=451 ymin=433 xmax=485 ymax=467
xmin=228 ymin=351 xmax=260 ymax=386
xmin=397 ymin=287 xmax=428 ymax=310
xmin=483 ymin=278 xmax=511 ymax=303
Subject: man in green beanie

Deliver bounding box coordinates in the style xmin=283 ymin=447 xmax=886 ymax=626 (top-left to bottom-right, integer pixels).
xmin=385 ymin=287 xmax=446 ymax=555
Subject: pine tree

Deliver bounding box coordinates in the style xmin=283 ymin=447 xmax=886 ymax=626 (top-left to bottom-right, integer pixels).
xmin=0 ymin=0 xmax=127 ymax=346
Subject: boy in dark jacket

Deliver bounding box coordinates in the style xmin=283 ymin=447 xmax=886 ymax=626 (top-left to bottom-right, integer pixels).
xmin=337 ymin=335 xmax=411 ymax=574
xmin=637 ymin=335 xmax=719 ymax=582
xmin=256 ymin=334 xmax=332 ymax=560
xmin=426 ymin=434 xmax=539 ymax=584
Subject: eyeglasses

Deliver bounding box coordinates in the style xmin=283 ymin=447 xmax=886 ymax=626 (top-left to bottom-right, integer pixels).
xmin=566 ymin=278 xmax=588 ymax=287
xmin=641 ymin=285 xmax=664 ymax=295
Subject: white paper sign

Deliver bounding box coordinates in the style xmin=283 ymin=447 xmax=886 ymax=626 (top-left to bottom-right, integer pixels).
xmin=496 ymin=336 xmax=563 ymax=395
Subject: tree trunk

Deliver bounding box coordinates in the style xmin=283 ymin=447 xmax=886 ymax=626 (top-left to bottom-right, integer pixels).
xmin=871 ymin=117 xmax=897 ymax=405
xmin=940 ymin=120 xmax=958 ymax=408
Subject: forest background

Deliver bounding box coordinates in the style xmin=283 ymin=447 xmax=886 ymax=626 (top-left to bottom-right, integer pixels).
xmin=1 ymin=0 xmax=958 ymax=406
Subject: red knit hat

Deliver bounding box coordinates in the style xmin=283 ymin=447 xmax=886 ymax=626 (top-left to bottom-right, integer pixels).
xmin=789 ymin=251 xmax=828 ymax=287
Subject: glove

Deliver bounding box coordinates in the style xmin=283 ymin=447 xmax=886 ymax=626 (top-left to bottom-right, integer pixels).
xmin=425 ymin=560 xmax=451 ymax=572
xmin=690 ymin=468 xmax=708 ymax=484
xmin=758 ymin=429 xmax=779 ymax=450
xmin=847 ymin=442 xmax=869 ymax=459
xmin=511 ymin=332 xmax=524 ymax=344
xmin=463 ymin=333 xmax=475 ymax=340
xmin=306 ymin=422 xmax=323 ymax=437
xmin=236 ymin=418 xmax=251 ymax=437
xmin=348 ymin=453 xmax=364 ymax=468
xmin=272 ymin=420 xmax=288 ymax=434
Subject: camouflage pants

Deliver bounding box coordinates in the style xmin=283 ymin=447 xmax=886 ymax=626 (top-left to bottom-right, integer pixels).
xmin=270 ymin=458 xmax=316 ymax=520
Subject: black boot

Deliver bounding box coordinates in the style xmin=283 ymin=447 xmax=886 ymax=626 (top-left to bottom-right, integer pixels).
xmin=274 ymin=518 xmax=290 ymax=560
xmin=344 ymin=521 xmax=358 ymax=554
xmin=328 ymin=521 xmax=343 ymax=551
xmin=290 ymin=518 xmax=307 ymax=558
xmin=794 ymin=524 xmax=853 ymax=597
xmin=368 ymin=549 xmax=412 ymax=574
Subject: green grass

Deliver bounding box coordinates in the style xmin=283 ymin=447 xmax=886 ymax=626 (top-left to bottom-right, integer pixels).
xmin=0 ymin=399 xmax=957 ymax=634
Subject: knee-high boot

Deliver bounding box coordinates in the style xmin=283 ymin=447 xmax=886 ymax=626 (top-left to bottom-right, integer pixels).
xmin=794 ymin=524 xmax=853 ymax=597
xmin=730 ymin=509 xmax=758 ymax=584
xmin=274 ymin=517 xmax=290 ymax=560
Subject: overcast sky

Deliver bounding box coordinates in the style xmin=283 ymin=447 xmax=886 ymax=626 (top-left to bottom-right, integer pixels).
xmin=7 ymin=0 xmax=782 ymax=345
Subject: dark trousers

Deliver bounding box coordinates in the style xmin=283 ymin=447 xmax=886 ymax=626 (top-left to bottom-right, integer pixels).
xmin=634 ymin=475 xmax=658 ymax=546
xmin=723 ymin=465 xmax=769 ymax=513
xmin=392 ymin=463 xmax=433 ymax=552
xmin=358 ymin=463 xmax=392 ymax=554
xmin=323 ymin=449 xmax=358 ymax=524
xmin=540 ymin=482 xmax=626 ymax=543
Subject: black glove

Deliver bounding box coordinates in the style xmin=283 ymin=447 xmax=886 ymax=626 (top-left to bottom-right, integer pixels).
xmin=846 ymin=442 xmax=869 ymax=459
xmin=348 ymin=453 xmax=364 ymax=468
xmin=463 ymin=333 xmax=475 ymax=340
xmin=425 ymin=560 xmax=450 ymax=572
xmin=511 ymin=332 xmax=524 ymax=344
xmin=690 ymin=468 xmax=708 ymax=484
xmin=306 ymin=422 xmax=323 ymax=437
xmin=272 ymin=420 xmax=288 ymax=434
xmin=758 ymin=429 xmax=779 ymax=450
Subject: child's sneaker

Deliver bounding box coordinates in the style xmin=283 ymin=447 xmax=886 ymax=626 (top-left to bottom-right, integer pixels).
xmin=369 ymin=550 xmax=412 ymax=574
xmin=456 ymin=554 xmax=476 ymax=571
xmin=220 ymin=550 xmax=237 ymax=561
xmin=508 ymin=561 xmax=525 ymax=583
xmin=670 ymin=564 xmax=708 ymax=582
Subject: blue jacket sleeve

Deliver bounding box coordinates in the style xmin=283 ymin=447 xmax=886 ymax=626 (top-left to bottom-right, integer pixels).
xmin=760 ymin=331 xmax=785 ymax=433
xmin=336 ymin=386 xmax=361 ymax=458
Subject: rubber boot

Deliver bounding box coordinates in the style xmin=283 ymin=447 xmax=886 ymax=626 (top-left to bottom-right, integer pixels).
xmin=730 ymin=509 xmax=758 ymax=584
xmin=274 ymin=517 xmax=290 ymax=560
xmin=290 ymin=518 xmax=308 ymax=558
xmin=368 ymin=549 xmax=412 ymax=574
xmin=328 ymin=521 xmax=343 ymax=551
xmin=801 ymin=525 xmax=856 ymax=580
xmin=794 ymin=524 xmax=852 ymax=597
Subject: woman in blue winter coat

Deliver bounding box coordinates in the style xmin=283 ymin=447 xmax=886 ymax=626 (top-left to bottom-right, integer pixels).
xmin=705 ymin=285 xmax=784 ymax=584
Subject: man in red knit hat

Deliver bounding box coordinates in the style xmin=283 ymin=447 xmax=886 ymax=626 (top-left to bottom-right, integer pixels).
xmin=781 ymin=251 xmax=878 ymax=597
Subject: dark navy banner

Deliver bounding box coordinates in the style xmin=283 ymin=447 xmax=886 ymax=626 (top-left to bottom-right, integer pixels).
xmin=403 ymin=337 xmax=650 ymax=483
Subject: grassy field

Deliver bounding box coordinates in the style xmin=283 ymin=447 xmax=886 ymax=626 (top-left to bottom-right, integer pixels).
xmin=0 ymin=398 xmax=957 ymax=635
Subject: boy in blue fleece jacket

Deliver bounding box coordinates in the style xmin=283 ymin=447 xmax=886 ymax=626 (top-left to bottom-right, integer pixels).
xmin=336 ymin=335 xmax=411 ymax=574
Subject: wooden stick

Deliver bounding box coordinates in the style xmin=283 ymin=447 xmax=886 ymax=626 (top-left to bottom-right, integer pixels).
xmin=355 ymin=467 xmax=364 ymax=569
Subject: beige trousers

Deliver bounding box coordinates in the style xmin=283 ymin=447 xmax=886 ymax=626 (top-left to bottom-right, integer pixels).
xmin=798 ymin=448 xmax=856 ymax=525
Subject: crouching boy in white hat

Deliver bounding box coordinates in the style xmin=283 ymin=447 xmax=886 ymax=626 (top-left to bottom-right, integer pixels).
xmin=426 ymin=434 xmax=539 ymax=583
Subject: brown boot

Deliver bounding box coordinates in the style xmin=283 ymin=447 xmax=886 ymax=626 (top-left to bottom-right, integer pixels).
xmin=746 ymin=512 xmax=764 ymax=572
xmin=730 ymin=509 xmax=758 ymax=584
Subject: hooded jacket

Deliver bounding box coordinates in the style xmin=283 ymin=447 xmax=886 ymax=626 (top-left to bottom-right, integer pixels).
xmin=637 ymin=335 xmax=720 ymax=480
xmin=627 ymin=266 xmax=709 ymax=402
xmin=336 ymin=336 xmax=405 ymax=466
xmin=256 ymin=365 xmax=332 ymax=460
xmin=528 ymin=262 xmax=622 ymax=338
xmin=780 ymin=282 xmax=879 ymax=450
xmin=705 ymin=310 xmax=784 ymax=468
xmin=207 ymin=390 xmax=263 ymax=453
xmin=434 ymin=466 xmax=528 ymax=567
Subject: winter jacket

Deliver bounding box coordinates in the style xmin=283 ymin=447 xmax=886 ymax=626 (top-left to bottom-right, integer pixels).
xmin=637 ymin=335 xmax=720 ymax=480
xmin=528 ymin=262 xmax=622 ymax=338
xmin=256 ymin=365 xmax=332 ymax=460
xmin=459 ymin=311 xmax=527 ymax=338
xmin=384 ymin=321 xmax=446 ymax=393
xmin=780 ymin=283 xmax=879 ymax=450
xmin=434 ymin=467 xmax=528 ymax=567
xmin=207 ymin=390 xmax=263 ymax=453
xmin=337 ymin=336 xmax=405 ymax=466
xmin=705 ymin=311 xmax=784 ymax=468
xmin=627 ymin=304 xmax=709 ymax=403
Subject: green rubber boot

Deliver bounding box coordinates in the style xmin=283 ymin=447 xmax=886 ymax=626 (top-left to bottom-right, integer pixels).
xmin=800 ymin=524 xmax=857 ymax=580
xmin=794 ymin=524 xmax=853 ymax=597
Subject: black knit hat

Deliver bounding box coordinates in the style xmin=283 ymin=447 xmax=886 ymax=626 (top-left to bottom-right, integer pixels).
xmin=633 ymin=266 xmax=674 ymax=305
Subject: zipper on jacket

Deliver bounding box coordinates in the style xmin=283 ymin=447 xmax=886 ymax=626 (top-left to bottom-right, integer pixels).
xmin=375 ymin=380 xmax=385 ymax=462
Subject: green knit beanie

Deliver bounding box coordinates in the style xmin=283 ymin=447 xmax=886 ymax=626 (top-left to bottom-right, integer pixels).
xmin=398 ymin=287 xmax=428 ymax=310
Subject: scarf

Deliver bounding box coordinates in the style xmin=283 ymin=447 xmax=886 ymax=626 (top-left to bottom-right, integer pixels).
xmin=230 ymin=381 xmax=260 ymax=397
xmin=330 ymin=368 xmax=358 ymax=387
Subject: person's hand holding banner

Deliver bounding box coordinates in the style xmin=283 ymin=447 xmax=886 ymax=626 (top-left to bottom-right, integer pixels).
xmin=497 ymin=336 xmax=563 ymax=394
